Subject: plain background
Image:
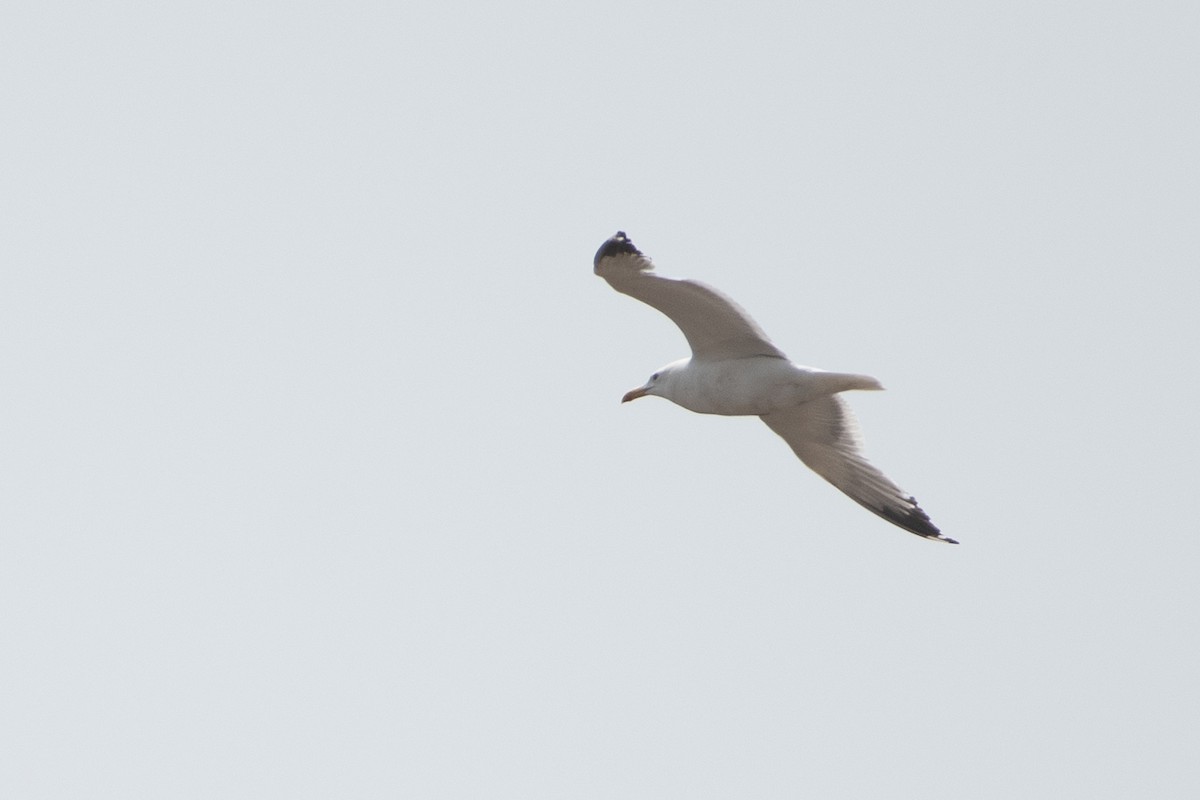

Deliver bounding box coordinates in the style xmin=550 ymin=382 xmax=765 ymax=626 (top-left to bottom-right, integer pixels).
xmin=3 ymin=2 xmax=1198 ymax=797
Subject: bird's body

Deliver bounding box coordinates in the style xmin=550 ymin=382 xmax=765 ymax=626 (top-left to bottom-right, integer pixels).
xmin=641 ymin=356 xmax=880 ymax=417
xmin=594 ymin=230 xmax=956 ymax=544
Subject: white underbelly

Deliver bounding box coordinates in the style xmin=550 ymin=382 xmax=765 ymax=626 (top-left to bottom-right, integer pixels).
xmin=673 ymin=358 xmax=819 ymax=416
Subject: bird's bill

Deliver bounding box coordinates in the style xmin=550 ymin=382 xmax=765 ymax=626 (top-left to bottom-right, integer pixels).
xmin=621 ymin=386 xmax=649 ymax=403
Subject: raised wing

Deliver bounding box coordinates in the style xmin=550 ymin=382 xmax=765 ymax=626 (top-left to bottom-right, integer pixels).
xmin=594 ymin=231 xmax=786 ymax=361
xmin=760 ymin=396 xmax=956 ymax=543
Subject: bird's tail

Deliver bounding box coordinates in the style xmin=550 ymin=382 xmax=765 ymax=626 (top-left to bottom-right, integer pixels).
xmin=814 ymin=371 xmax=884 ymax=393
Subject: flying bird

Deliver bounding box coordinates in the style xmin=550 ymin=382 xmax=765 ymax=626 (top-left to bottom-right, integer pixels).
xmin=594 ymin=231 xmax=956 ymax=544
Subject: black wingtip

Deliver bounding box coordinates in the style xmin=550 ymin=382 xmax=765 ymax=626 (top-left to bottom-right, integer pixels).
xmin=593 ymin=230 xmax=642 ymax=269
xmin=878 ymin=497 xmax=957 ymax=544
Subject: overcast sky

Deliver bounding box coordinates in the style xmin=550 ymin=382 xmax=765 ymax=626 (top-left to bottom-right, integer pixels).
xmin=3 ymin=2 xmax=1199 ymax=798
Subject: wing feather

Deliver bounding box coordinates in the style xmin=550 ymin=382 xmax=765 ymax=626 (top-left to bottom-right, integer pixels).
xmin=760 ymin=396 xmax=956 ymax=543
xmin=594 ymin=231 xmax=786 ymax=361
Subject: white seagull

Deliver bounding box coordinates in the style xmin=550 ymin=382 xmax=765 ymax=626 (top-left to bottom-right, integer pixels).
xmin=595 ymin=231 xmax=955 ymax=544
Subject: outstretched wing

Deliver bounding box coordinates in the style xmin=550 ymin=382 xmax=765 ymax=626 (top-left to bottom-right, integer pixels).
xmin=760 ymin=396 xmax=956 ymax=543
xmin=594 ymin=231 xmax=786 ymax=361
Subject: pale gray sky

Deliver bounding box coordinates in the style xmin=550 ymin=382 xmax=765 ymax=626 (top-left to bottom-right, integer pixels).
xmin=3 ymin=2 xmax=1199 ymax=797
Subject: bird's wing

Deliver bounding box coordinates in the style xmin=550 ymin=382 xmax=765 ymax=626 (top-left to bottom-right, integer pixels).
xmin=760 ymin=396 xmax=956 ymax=543
xmin=594 ymin=231 xmax=786 ymax=361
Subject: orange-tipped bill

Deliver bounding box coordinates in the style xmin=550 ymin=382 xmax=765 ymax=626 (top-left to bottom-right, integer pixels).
xmin=621 ymin=386 xmax=649 ymax=403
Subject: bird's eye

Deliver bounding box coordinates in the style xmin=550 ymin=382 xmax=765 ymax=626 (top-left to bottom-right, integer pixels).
xmin=651 ymin=372 xmax=660 ymax=381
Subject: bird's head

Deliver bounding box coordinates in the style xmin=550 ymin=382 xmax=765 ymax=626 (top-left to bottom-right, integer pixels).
xmin=621 ymin=360 xmax=686 ymax=403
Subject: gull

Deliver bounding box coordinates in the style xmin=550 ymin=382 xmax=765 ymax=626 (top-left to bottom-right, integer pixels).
xmin=594 ymin=231 xmax=956 ymax=544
